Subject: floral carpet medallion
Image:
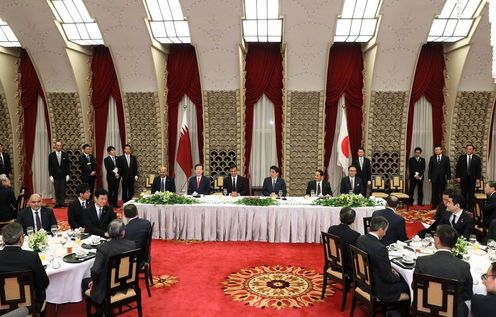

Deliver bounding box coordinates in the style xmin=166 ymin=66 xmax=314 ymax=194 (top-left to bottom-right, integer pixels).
xmin=222 ymin=265 xmax=333 ymax=310
xmin=152 ymin=274 xmax=178 ymax=289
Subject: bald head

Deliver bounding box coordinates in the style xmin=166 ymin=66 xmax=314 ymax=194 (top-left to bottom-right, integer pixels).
xmin=28 ymin=193 xmax=42 ymax=211
xmin=159 ymin=166 xmax=168 ymax=178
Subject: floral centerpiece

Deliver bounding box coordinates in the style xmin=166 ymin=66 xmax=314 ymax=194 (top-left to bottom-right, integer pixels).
xmin=28 ymin=230 xmax=49 ymax=253
xmin=313 ymin=194 xmax=384 ymax=208
xmin=235 ymin=197 xmax=278 ymax=207
xmin=451 ymin=236 xmax=469 ymax=258
xmin=135 ymin=191 xmax=199 ymax=205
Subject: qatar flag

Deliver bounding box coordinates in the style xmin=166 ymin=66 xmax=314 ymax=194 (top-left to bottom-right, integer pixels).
xmin=176 ymin=110 xmax=193 ymax=177
xmin=336 ymin=106 xmax=350 ymax=175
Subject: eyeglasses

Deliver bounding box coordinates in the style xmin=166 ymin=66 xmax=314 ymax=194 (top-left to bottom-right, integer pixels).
xmin=481 ymin=273 xmax=496 ymax=280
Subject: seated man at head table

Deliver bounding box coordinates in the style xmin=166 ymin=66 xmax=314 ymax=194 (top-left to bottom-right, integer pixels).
xmin=413 ymin=225 xmax=473 ymax=317
xmin=151 ymin=166 xmax=176 ymax=193
xmin=306 ymin=169 xmax=332 ymax=197
xmin=223 ymin=164 xmax=247 ymax=196
xmin=187 ymin=164 xmax=211 ymax=195
xmin=472 ymin=262 xmax=496 ymax=317
xmin=262 ymin=165 xmax=287 ymax=197
xmin=16 ymin=193 xmax=58 ymax=235
xmin=340 ymin=165 xmax=363 ymax=195
xmin=438 ymin=192 xmax=474 ymax=240
xmin=372 ymin=195 xmax=408 ymax=246
xmin=0 ymin=223 xmax=49 ymax=315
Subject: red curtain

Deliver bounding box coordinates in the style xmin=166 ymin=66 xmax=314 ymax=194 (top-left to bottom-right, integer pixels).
xmin=323 ymin=43 xmax=364 ymax=172
xmin=20 ymin=49 xmax=50 ymax=194
xmin=167 ymin=44 xmax=203 ymax=177
xmin=244 ymin=43 xmax=284 ymax=182
xmin=406 ymin=43 xmax=445 ymax=163
xmin=91 ymin=46 xmax=125 ymax=187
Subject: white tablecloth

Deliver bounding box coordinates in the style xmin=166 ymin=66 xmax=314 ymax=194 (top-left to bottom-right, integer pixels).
xmin=133 ymin=197 xmax=383 ymax=242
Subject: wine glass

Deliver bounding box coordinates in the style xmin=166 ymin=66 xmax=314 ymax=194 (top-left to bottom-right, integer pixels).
xmin=469 ymin=234 xmax=477 ymax=245
xmin=50 ymin=225 xmax=58 ymax=237
xmin=27 ymin=226 xmax=34 ymax=236
xmin=223 ymin=188 xmax=228 ymax=196
xmin=278 ymin=190 xmax=283 ymax=198
xmin=310 ymin=190 xmax=315 ymax=197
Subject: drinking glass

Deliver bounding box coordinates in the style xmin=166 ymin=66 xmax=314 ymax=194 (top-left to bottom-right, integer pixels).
xmin=50 ymin=225 xmax=58 ymax=236
xmin=310 ymin=190 xmax=315 ymax=197
xmin=421 ymin=238 xmax=430 ymax=248
xmin=487 ymin=239 xmax=495 ymax=249
xmin=469 ymin=234 xmax=477 ymax=244
xmin=223 ymin=188 xmax=228 ymax=196
xmin=27 ymin=226 xmax=34 ymax=236
xmin=278 ymin=190 xmax=283 ymax=198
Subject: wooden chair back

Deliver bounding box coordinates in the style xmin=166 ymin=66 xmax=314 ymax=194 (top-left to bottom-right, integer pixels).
xmin=141 ymin=223 xmax=154 ymax=264
xmin=16 ymin=187 xmax=28 ymax=212
xmin=390 ymin=175 xmax=404 ymax=192
xmin=371 ymin=175 xmax=385 ymax=191
xmin=0 ymin=271 xmax=34 ymax=315
xmin=321 ymin=232 xmax=344 ymax=271
xmin=411 ymin=273 xmax=458 ymax=317
xmin=145 ymin=175 xmax=155 ymax=190
xmin=350 ymin=245 xmax=373 ymax=299
xmin=106 ymin=249 xmax=140 ymax=295
xmin=363 ymin=217 xmax=372 ymax=234
xmin=475 ymin=179 xmax=485 ymax=192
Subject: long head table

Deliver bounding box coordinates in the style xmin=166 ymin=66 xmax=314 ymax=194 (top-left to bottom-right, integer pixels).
xmin=132 ymin=196 xmax=383 ymax=243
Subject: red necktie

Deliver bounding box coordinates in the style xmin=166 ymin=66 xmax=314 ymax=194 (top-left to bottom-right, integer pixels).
xmin=197 ymin=177 xmax=200 ymax=189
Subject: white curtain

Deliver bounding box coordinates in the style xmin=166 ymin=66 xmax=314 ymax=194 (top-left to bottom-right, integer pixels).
xmin=174 ymin=95 xmax=200 ymax=193
xmin=249 ymin=94 xmax=278 ymax=187
xmin=489 ymin=109 xmax=496 ymax=181
xmin=328 ymin=95 xmax=350 ymax=196
xmin=102 ymin=96 xmax=123 ymax=196
xmin=409 ymin=96 xmax=433 ymax=205
xmin=32 ymin=95 xmax=52 ymax=198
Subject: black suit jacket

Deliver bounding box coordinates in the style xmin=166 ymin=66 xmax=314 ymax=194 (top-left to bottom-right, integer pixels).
xmin=483 ymin=192 xmax=496 ymax=227
xmin=408 ymin=156 xmax=425 ymax=180
xmin=414 ymin=251 xmax=473 ymax=317
xmin=67 ymin=199 xmax=92 ymax=229
xmin=456 ymin=154 xmax=482 ymax=181
xmin=488 ymin=219 xmax=496 ymax=241
xmin=16 ymin=207 xmax=57 ymax=234
xmin=472 ymin=293 xmax=496 ymax=317
xmin=306 ymin=180 xmax=332 ymax=196
xmin=340 ymin=176 xmax=362 ymax=195
xmin=0 ymin=187 xmax=17 ymax=222
xmin=119 ymin=154 xmax=138 ymax=181
xmin=352 ymin=157 xmax=372 ymax=184
xmin=327 ymin=224 xmax=360 ymax=277
xmin=151 ymin=176 xmax=176 ymax=193
xmin=356 ymin=234 xmax=405 ymax=302
xmin=89 ymin=239 xmax=136 ymax=304
xmin=418 ymin=204 xmax=448 ymax=237
xmin=187 ymin=176 xmax=211 ymax=195
xmin=223 ymin=175 xmax=247 ymax=196
xmin=372 ymin=208 xmax=408 ymax=246
xmin=79 ymin=154 xmax=96 ymax=182
xmin=0 ymin=152 xmax=12 ymax=175
xmin=439 ymin=210 xmax=475 ymax=240
xmin=0 ymin=246 xmax=49 ymax=303
xmin=125 ymin=217 xmax=151 ymax=262
xmin=428 ymin=155 xmax=451 ymax=182
xmin=83 ymin=205 xmax=117 ymax=237
xmin=48 ymin=151 xmax=70 ymax=179
xmin=104 ymin=156 xmax=120 ymax=182
xmin=262 ymin=177 xmax=287 ymax=196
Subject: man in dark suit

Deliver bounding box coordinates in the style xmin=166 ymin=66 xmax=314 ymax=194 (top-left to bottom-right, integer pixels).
xmin=340 ymin=165 xmax=363 ymax=195
xmin=84 ymin=188 xmax=116 ymax=237
xmin=439 ymin=192 xmax=474 ymax=240
xmin=82 ymin=220 xmax=136 ymax=308
xmin=355 ymin=216 xmax=409 ymax=302
xmin=351 ymin=148 xmax=371 ymax=196
xmin=262 ymin=165 xmax=287 ymax=197
xmin=456 ymin=144 xmax=482 ymax=211
xmin=327 ymin=207 xmax=360 ymax=277
xmin=472 ymin=262 xmax=496 ymax=317
xmin=151 ymin=166 xmax=176 ymax=193
xmin=372 ymin=195 xmax=407 ymax=246
xmin=123 ymin=204 xmax=151 ymax=264
xmin=306 ymin=169 xmax=332 ymax=197
xmin=223 ymin=164 xmax=247 ymax=196
xmin=428 ymin=146 xmax=451 ymax=209
xmin=414 ymin=225 xmax=473 ymax=317
xmin=187 ymin=164 xmax=211 ymax=195
xmin=104 ymin=146 xmax=120 ymax=208
xmin=16 ymin=194 xmax=57 ymax=235
xmin=79 ymin=144 xmax=97 ymax=195
xmin=408 ymin=147 xmax=426 ymax=205
xmin=0 ymin=223 xmax=49 ymax=314
xmin=0 ymin=174 xmax=17 ymax=222
xmin=119 ymin=144 xmax=138 ymax=203
xmin=67 ymin=182 xmax=91 ymax=230
xmin=0 ymin=142 xmax=12 ymax=177
xmin=418 ymin=188 xmax=455 ymax=238
xmin=48 ymin=140 xmax=70 ymax=207
xmin=483 ymin=181 xmax=496 ymax=227
xmin=487 ymin=219 xmax=496 ymax=241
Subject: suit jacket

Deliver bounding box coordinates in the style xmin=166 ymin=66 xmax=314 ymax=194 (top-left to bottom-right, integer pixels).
xmin=327 ymin=223 xmax=360 ymax=277
xmin=89 ymin=239 xmax=136 ymax=304
xmin=408 ymin=156 xmax=425 ymax=180
xmin=488 ymin=219 xmax=496 ymax=241
xmin=83 ymin=205 xmax=117 ymax=237
xmin=223 ymin=175 xmax=247 ymax=196
xmin=340 ymin=176 xmax=363 ymax=195
xmin=472 ymin=293 xmax=496 ymax=317
xmin=414 ymin=251 xmax=473 ymax=317
xmin=16 ymin=207 xmax=57 ymax=234
xmin=0 ymin=246 xmax=49 ymax=304
xmin=0 ymin=151 xmax=12 ymax=175
xmin=418 ymin=203 xmax=448 ymax=238
xmin=456 ymin=154 xmax=482 ymax=181
xmin=119 ymin=154 xmax=138 ymax=181
xmin=151 ymin=175 xmax=176 ymax=193
xmin=483 ymin=192 xmax=496 ymax=227
xmin=0 ymin=187 xmax=17 ymax=222
xmin=356 ymin=234 xmax=405 ymax=302
xmin=79 ymin=153 xmax=96 ymax=182
xmin=372 ymin=208 xmax=408 ymax=246
xmin=125 ymin=217 xmax=151 ymax=262
xmin=262 ymin=177 xmax=287 ymax=196
xmin=187 ymin=176 xmax=211 ymax=195
xmin=439 ymin=210 xmax=475 ymax=240
xmin=48 ymin=151 xmax=70 ymax=179
xmin=428 ymin=155 xmax=451 ymax=182
xmin=104 ymin=156 xmax=120 ymax=182
xmin=306 ymin=180 xmax=332 ymax=196
xmin=67 ymin=199 xmax=92 ymax=229
xmin=352 ymin=157 xmax=372 ymax=184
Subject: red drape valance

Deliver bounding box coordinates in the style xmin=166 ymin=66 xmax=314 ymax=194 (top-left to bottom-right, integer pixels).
xmin=20 ymin=49 xmax=50 ymax=194
xmin=167 ymin=44 xmax=204 ymax=177
xmin=244 ymin=43 xmax=284 ymax=181
xmin=324 ymin=43 xmax=364 ymax=172
xmin=91 ymin=46 xmax=125 ymax=187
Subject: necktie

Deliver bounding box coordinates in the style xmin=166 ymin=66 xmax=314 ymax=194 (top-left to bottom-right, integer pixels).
xmin=197 ymin=177 xmax=200 ymax=189
xmin=351 ymin=178 xmax=354 ymax=191
xmin=34 ymin=211 xmax=42 ymax=231
xmin=81 ymin=201 xmax=85 ymax=208
xmin=233 ymin=178 xmax=236 ymax=192
xmin=272 ymin=179 xmax=276 ymax=191
xmin=87 ymin=155 xmax=90 ymax=163
xmin=98 ymin=207 xmax=102 ymax=220
xmin=57 ymin=152 xmax=61 ymax=165
xmin=451 ymin=215 xmax=457 ymax=227
xmin=437 ymin=156 xmax=441 ymax=163
xmin=126 ymin=155 xmax=130 ymax=167
xmin=160 ymin=178 xmax=165 ymax=192
xmin=467 ymin=156 xmax=471 ymax=175
xmin=317 ymin=182 xmax=321 ymax=195
xmin=359 ymin=157 xmax=363 ymax=169
xmin=0 ymin=155 xmax=3 ymax=168
xmin=111 ymin=156 xmax=116 ymax=166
